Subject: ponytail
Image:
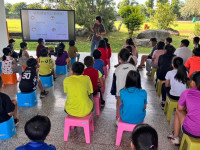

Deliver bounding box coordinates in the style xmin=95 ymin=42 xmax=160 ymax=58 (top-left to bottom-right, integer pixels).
xmin=57 ymin=43 xmax=65 ymax=57
xmin=2 ymin=48 xmax=11 ymax=61
xmin=104 ymin=38 xmax=110 ymax=48
xmin=173 ymin=57 xmax=188 ymax=84
xmin=191 ymin=71 xmax=200 ymax=90
xmin=19 ymin=50 xmax=22 ymax=58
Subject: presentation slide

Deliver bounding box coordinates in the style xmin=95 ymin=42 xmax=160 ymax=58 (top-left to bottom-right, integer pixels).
xmin=21 ymin=9 xmax=75 ymax=42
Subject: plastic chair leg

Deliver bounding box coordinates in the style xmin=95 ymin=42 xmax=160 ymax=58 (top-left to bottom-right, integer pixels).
xmin=84 ymin=125 xmax=91 ymax=143
xmin=115 ymin=128 xmax=123 ymax=146
xmin=64 ymin=123 xmax=70 ymax=141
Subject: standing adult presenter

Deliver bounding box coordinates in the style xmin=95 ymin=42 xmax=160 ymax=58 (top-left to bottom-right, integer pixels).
xmin=90 ymin=16 xmax=106 ymax=56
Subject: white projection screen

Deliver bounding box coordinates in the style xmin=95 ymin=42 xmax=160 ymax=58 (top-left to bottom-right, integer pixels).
xmin=21 ymin=9 xmax=75 ymax=42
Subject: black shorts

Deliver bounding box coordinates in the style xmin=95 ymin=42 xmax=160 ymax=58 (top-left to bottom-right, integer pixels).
xmin=182 ymin=125 xmax=200 ymax=138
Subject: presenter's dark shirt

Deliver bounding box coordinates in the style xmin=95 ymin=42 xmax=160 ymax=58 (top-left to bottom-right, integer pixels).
xmin=92 ymin=23 xmax=105 ymax=41
xmin=0 ymin=92 xmax=15 ymax=123
xmin=36 ymin=44 xmax=45 ymax=58
xmin=16 ymin=142 xmax=56 ymax=150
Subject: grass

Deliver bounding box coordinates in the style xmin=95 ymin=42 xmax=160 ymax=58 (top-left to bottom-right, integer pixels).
xmin=7 ymin=19 xmax=195 ymax=54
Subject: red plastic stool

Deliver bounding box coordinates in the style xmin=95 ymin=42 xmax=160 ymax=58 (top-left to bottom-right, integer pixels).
xmin=64 ymin=113 xmax=94 ymax=143
xmin=93 ymin=93 xmax=100 ymax=116
xmin=22 ymin=66 xmax=27 ymax=71
xmin=1 ymin=73 xmax=17 ymax=85
xmin=115 ymin=118 xmax=143 ymax=146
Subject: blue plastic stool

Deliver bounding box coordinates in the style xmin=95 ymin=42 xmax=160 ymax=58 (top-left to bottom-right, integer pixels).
xmin=17 ymin=91 xmax=37 ymax=107
xmin=56 ymin=65 xmax=67 ymax=75
xmin=39 ymin=75 xmax=54 ymax=88
xmin=0 ymin=116 xmax=16 ymax=139
xmin=71 ymin=58 xmax=76 ymax=66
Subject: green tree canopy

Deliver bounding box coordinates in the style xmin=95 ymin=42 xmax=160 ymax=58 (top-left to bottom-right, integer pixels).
xmin=145 ymin=0 xmax=154 ymax=17
xmin=150 ymin=2 xmax=177 ymax=30
xmin=119 ymin=5 xmax=145 ymax=37
xmin=171 ymin=0 xmax=180 ymax=17
xmin=5 ymin=3 xmax=12 ymax=16
xmin=28 ymin=3 xmax=42 ymax=9
xmin=156 ymin=0 xmax=168 ymax=4
xmin=117 ymin=0 xmax=138 ymax=9
xmin=11 ymin=2 xmax=27 ymax=16
xmin=180 ymin=0 xmax=200 ymax=18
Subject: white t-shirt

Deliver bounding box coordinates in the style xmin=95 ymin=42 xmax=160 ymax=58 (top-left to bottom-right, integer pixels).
xmin=2 ymin=56 xmax=13 ymax=74
xmin=114 ymin=63 xmax=136 ymax=96
xmin=165 ymin=69 xmax=187 ymax=96
xmin=174 ymin=47 xmax=192 ymax=64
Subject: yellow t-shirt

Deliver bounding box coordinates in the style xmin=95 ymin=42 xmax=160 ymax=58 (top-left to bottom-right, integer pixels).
xmin=39 ymin=57 xmax=54 ymax=75
xmin=63 ymin=75 xmax=93 ymax=117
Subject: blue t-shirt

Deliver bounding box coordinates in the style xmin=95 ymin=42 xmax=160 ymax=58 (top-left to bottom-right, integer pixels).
xmin=16 ymin=142 xmax=56 ymax=150
xmin=94 ymin=59 xmax=105 ymax=75
xmin=120 ymin=87 xmax=147 ymax=124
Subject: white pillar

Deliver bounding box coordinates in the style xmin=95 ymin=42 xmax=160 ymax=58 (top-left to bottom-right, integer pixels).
xmin=0 ymin=0 xmax=8 ymax=56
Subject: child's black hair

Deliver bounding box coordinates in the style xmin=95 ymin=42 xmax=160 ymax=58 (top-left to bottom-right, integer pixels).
xmin=69 ymin=40 xmax=75 ymax=46
xmin=25 ymin=115 xmax=51 ymax=141
xmin=173 ymin=57 xmax=187 ymax=84
xmin=166 ymin=37 xmax=172 ymax=44
xmin=38 ymin=38 xmax=43 ymax=44
xmin=193 ymin=37 xmax=199 ymax=44
xmin=19 ymin=42 xmax=27 ymax=58
xmin=132 ymin=124 xmax=158 ymax=150
xmin=57 ymin=43 xmax=65 ymax=57
xmin=96 ymin=16 xmax=102 ymax=23
xmin=9 ymin=39 xmax=15 ymax=44
xmin=72 ymin=62 xmax=84 ymax=75
xmin=164 ymin=44 xmax=176 ymax=55
xmin=84 ymin=56 xmax=94 ymax=68
xmin=104 ymin=38 xmax=110 ymax=48
xmin=2 ymin=48 xmax=11 ymax=61
xmin=126 ymin=38 xmax=135 ymax=47
xmin=181 ymin=39 xmax=190 ymax=47
xmin=119 ymin=48 xmax=130 ymax=62
xmin=193 ymin=47 xmax=200 ymax=56
xmin=191 ymin=71 xmax=200 ymax=90
xmin=93 ymin=49 xmax=102 ymax=59
xmin=125 ymin=70 xmax=141 ymax=89
xmin=150 ymin=38 xmax=157 ymax=42
xmin=156 ymin=41 xmax=165 ymax=50
xmin=27 ymin=58 xmax=37 ymax=68
xmin=40 ymin=48 xmax=48 ymax=57
xmin=98 ymin=40 xmax=107 ymax=50
xmin=126 ymin=46 xmax=135 ymax=66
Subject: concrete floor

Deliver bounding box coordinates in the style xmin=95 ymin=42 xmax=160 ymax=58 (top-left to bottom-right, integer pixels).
xmin=0 ymin=52 xmax=178 ymax=150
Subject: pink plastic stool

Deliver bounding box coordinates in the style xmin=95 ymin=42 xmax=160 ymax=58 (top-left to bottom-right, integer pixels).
xmin=64 ymin=113 xmax=94 ymax=143
xmin=93 ymin=93 xmax=100 ymax=116
xmin=115 ymin=118 xmax=143 ymax=146
xmin=107 ymin=59 xmax=111 ymax=69
xmin=101 ymin=76 xmax=106 ymax=93
xmin=103 ymin=66 xmax=108 ymax=78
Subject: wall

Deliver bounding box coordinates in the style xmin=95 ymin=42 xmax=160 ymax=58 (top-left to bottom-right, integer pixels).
xmin=0 ymin=0 xmax=8 ymax=56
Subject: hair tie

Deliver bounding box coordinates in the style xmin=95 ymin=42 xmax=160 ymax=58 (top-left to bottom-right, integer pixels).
xmin=149 ymin=145 xmax=154 ymax=149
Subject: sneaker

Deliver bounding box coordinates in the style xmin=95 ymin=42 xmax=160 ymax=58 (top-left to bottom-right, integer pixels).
xmin=137 ymin=66 xmax=143 ymax=71
xmin=160 ymin=102 xmax=165 ymax=110
xmin=101 ymin=100 xmax=105 ymax=107
xmin=40 ymin=90 xmax=49 ymax=98
xmin=14 ymin=118 xmax=19 ymax=126
xmin=146 ymin=72 xmax=151 ymax=76
xmin=167 ymin=133 xmax=180 ymax=146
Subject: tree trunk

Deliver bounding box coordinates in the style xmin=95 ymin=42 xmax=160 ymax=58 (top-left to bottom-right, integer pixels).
xmin=128 ymin=30 xmax=133 ymax=38
xmin=117 ymin=21 xmax=123 ymax=32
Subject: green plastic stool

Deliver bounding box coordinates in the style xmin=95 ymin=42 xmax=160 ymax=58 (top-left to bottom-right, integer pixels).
xmin=156 ymin=80 xmax=162 ymax=97
xmin=164 ymin=96 xmax=178 ymax=121
xmin=150 ymin=68 xmax=157 ymax=81
xmin=179 ymin=134 xmax=200 ymax=150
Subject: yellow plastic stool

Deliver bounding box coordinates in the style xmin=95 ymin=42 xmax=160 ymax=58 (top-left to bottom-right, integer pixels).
xmin=150 ymin=68 xmax=157 ymax=81
xmin=156 ymin=80 xmax=163 ymax=97
xmin=179 ymin=134 xmax=200 ymax=150
xmin=164 ymin=96 xmax=178 ymax=121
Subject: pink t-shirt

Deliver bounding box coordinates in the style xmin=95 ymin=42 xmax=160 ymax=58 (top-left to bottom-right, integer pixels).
xmin=2 ymin=56 xmax=13 ymax=74
xmin=152 ymin=50 xmax=165 ymax=66
xmin=178 ymin=88 xmax=200 ymax=136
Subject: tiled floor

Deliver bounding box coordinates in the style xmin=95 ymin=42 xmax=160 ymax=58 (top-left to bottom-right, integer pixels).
xmin=0 ymin=52 xmax=178 ymax=150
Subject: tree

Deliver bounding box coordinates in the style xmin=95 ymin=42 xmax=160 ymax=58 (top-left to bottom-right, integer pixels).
xmin=156 ymin=0 xmax=168 ymax=4
xmin=117 ymin=0 xmax=138 ymax=9
xmin=119 ymin=5 xmax=145 ymax=37
xmin=145 ymin=0 xmax=154 ymax=17
xmin=28 ymin=3 xmax=42 ymax=9
xmin=11 ymin=2 xmax=27 ymax=16
xmin=180 ymin=0 xmax=200 ymax=18
xmin=5 ymin=3 xmax=12 ymax=16
xmin=150 ymin=2 xmax=177 ymax=30
xmin=171 ymin=0 xmax=180 ymax=17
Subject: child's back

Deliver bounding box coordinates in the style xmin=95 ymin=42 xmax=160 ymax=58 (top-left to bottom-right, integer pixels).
xmin=56 ymin=43 xmax=69 ymax=66
xmin=93 ymin=49 xmax=105 ymax=74
xmin=68 ymin=40 xmax=78 ymax=59
xmin=39 ymin=56 xmax=54 ymax=76
xmin=84 ymin=68 xmax=99 ymax=91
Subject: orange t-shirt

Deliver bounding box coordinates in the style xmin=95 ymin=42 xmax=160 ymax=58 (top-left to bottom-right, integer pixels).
xmin=185 ymin=56 xmax=200 ymax=78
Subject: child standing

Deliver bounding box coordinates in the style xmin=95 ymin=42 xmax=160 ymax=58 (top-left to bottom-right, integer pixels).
xmin=97 ymin=40 xmax=108 ymax=66
xmin=131 ymin=124 xmax=158 ymax=150
xmin=2 ymin=48 xmax=23 ymax=79
xmin=18 ymin=42 xmax=29 ymax=69
xmin=93 ymin=49 xmax=105 ymax=75
xmin=68 ymin=40 xmax=80 ymax=62
xmin=63 ymin=62 xmax=93 ymax=117
xmin=19 ymin=58 xmax=49 ymax=98
xmin=16 ymin=115 xmax=56 ymax=150
xmin=83 ymin=56 xmax=105 ymax=105
xmin=0 ymin=76 xmax=19 ymax=125
xmin=168 ymin=71 xmax=200 ymax=145
xmin=55 ymin=43 xmax=70 ymax=68
xmin=161 ymin=57 xmax=187 ymax=109
xmin=119 ymin=71 xmax=147 ymax=124
xmin=185 ymin=47 xmax=200 ymax=78
xmin=39 ymin=49 xmax=56 ymax=80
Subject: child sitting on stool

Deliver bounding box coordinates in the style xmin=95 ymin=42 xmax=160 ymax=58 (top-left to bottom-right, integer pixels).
xmin=68 ymin=40 xmax=80 ymax=62
xmin=39 ymin=48 xmax=56 ymax=80
xmin=19 ymin=58 xmax=49 ymax=98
